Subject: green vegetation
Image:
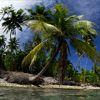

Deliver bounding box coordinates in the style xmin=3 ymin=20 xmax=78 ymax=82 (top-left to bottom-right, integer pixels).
xmin=0 ymin=4 xmax=100 ymax=85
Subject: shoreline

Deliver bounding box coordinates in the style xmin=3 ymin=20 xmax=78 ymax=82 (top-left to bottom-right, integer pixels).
xmin=0 ymin=82 xmax=100 ymax=89
xmin=0 ymin=71 xmax=100 ymax=90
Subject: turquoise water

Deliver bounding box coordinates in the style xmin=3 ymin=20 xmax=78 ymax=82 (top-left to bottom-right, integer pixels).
xmin=0 ymin=86 xmax=100 ymax=100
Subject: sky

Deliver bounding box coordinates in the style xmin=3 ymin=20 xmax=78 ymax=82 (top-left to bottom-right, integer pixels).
xmin=0 ymin=0 xmax=100 ymax=71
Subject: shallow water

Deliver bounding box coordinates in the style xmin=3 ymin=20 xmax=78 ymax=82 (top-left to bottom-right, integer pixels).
xmin=0 ymin=86 xmax=100 ymax=100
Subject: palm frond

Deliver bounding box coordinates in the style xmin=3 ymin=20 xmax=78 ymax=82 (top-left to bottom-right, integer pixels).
xmin=22 ymin=40 xmax=48 ymax=68
xmin=25 ymin=20 xmax=62 ymax=35
xmin=71 ymin=20 xmax=99 ymax=36
xmin=88 ymin=28 xmax=99 ymax=35
xmin=42 ymin=22 xmax=62 ymax=34
xmin=15 ymin=22 xmax=22 ymax=31
xmin=73 ymin=20 xmax=98 ymax=29
xmin=29 ymin=54 xmax=37 ymax=70
xmin=17 ymin=9 xmax=24 ymax=15
xmin=65 ymin=15 xmax=84 ymax=22
xmin=70 ymin=37 xmax=99 ymax=63
xmin=66 ymin=42 xmax=71 ymax=56
xmin=26 ymin=9 xmax=36 ymax=16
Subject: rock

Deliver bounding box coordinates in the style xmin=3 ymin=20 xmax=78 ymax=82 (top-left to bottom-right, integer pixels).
xmin=0 ymin=71 xmax=9 ymax=79
xmin=5 ymin=72 xmax=31 ymax=85
xmin=0 ymin=78 xmax=6 ymax=83
xmin=81 ymin=84 xmax=85 ymax=87
xmin=41 ymin=76 xmax=58 ymax=85
xmin=63 ymin=80 xmax=81 ymax=86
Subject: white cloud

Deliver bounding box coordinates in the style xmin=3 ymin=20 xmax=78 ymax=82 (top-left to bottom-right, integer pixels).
xmin=0 ymin=0 xmax=100 ymax=50
xmin=0 ymin=0 xmax=58 ymax=48
xmin=0 ymin=0 xmax=43 ymax=9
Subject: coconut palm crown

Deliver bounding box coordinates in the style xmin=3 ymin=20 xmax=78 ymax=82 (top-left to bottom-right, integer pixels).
xmin=7 ymin=37 xmax=20 ymax=53
xmin=22 ymin=4 xmax=99 ymax=84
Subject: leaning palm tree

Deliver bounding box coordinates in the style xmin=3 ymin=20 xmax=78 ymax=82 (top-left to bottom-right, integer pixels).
xmin=71 ymin=25 xmax=98 ymax=81
xmin=2 ymin=8 xmax=28 ymax=61
xmin=83 ymin=33 xmax=97 ymax=82
xmin=22 ymin=4 xmax=99 ymax=84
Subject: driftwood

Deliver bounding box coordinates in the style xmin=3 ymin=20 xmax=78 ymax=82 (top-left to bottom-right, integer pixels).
xmin=0 ymin=71 xmax=58 ymax=85
xmin=0 ymin=71 xmax=43 ymax=85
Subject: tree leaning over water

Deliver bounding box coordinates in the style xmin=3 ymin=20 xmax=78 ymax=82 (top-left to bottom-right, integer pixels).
xmin=22 ymin=4 xmax=99 ymax=84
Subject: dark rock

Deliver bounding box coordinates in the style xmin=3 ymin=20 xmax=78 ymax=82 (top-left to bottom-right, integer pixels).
xmin=92 ymin=84 xmax=100 ymax=87
xmin=63 ymin=80 xmax=81 ymax=86
xmin=0 ymin=71 xmax=10 ymax=79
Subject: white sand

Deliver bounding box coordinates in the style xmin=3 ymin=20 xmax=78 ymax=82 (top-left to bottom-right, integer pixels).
xmin=0 ymin=81 xmax=100 ymax=89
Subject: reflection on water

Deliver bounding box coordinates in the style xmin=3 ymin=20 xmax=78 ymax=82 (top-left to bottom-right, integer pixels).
xmin=0 ymin=86 xmax=100 ymax=100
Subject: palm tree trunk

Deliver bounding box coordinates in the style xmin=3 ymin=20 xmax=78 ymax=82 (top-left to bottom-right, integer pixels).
xmin=0 ymin=54 xmax=2 ymax=69
xmin=80 ymin=58 xmax=82 ymax=72
xmin=84 ymin=57 xmax=88 ymax=82
xmin=71 ymin=53 xmax=84 ymax=81
xmin=29 ymin=40 xmax=62 ymax=83
xmin=10 ymin=32 xmax=13 ymax=63
xmin=59 ymin=41 xmax=67 ymax=85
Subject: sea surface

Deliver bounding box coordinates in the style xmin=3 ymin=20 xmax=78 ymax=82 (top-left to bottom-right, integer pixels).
xmin=0 ymin=86 xmax=100 ymax=100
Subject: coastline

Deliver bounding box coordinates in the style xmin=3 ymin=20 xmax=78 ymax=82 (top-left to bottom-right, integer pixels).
xmin=0 ymin=71 xmax=100 ymax=90
xmin=0 ymin=82 xmax=100 ymax=89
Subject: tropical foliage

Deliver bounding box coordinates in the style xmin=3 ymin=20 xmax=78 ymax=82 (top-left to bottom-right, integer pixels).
xmin=0 ymin=4 xmax=100 ymax=85
xmin=22 ymin=4 xmax=99 ymax=84
xmin=2 ymin=6 xmax=28 ymax=62
xmin=0 ymin=35 xmax=6 ymax=70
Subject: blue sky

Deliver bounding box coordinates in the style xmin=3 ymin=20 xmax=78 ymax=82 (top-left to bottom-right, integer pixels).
xmin=0 ymin=0 xmax=100 ymax=71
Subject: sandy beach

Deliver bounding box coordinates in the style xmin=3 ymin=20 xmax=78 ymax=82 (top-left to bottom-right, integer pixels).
xmin=0 ymin=72 xmax=100 ymax=90
xmin=0 ymin=81 xmax=100 ymax=90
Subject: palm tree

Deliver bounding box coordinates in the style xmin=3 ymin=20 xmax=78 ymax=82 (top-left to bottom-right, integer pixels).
xmin=7 ymin=37 xmax=20 ymax=53
xmin=92 ymin=51 xmax=100 ymax=80
xmin=2 ymin=8 xmax=28 ymax=61
xmin=26 ymin=4 xmax=51 ymax=21
xmin=0 ymin=5 xmax=14 ymax=22
xmin=22 ymin=4 xmax=99 ymax=84
xmin=71 ymin=53 xmax=84 ymax=81
xmin=84 ymin=57 xmax=88 ymax=82
xmin=0 ymin=35 xmax=6 ymax=49
xmin=71 ymin=25 xmax=98 ymax=81
xmin=0 ymin=35 xmax=6 ymax=57
xmin=0 ymin=35 xmax=6 ymax=69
